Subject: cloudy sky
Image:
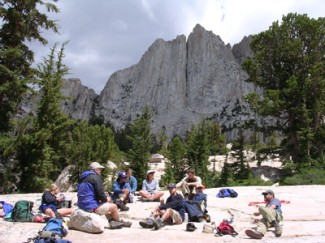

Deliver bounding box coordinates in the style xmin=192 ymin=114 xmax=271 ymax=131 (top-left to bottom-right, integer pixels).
xmin=30 ymin=0 xmax=325 ymax=94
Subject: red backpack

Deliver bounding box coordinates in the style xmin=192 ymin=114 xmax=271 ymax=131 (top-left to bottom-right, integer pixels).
xmin=216 ymin=221 xmax=238 ymax=236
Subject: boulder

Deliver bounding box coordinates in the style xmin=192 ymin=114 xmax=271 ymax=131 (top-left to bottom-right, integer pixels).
xmin=55 ymin=165 xmax=75 ymax=192
xmin=68 ymin=209 xmax=107 ymax=234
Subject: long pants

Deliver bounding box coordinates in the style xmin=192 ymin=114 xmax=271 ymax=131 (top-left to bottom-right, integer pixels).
xmin=256 ymin=206 xmax=283 ymax=235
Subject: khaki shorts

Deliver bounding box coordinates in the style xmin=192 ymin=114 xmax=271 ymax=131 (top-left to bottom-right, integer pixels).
xmin=170 ymin=209 xmax=182 ymax=224
xmin=95 ymin=202 xmax=112 ymax=216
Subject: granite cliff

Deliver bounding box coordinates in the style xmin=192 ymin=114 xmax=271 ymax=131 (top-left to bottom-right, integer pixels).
xmin=23 ymin=24 xmax=256 ymax=141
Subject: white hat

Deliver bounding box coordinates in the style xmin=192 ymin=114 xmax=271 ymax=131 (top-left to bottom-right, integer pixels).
xmin=89 ymin=162 xmax=105 ymax=170
xmin=147 ymin=169 xmax=155 ymax=175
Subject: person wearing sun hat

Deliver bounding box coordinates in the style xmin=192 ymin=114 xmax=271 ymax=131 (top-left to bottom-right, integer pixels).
xmin=139 ymin=169 xmax=164 ymax=202
xmin=245 ymin=189 xmax=283 ymax=239
xmin=77 ymin=162 xmax=132 ymax=229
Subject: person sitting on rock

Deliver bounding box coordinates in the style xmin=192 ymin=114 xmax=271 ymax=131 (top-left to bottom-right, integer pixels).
xmin=139 ymin=183 xmax=185 ymax=230
xmin=245 ymin=189 xmax=283 ymax=239
xmin=111 ymin=171 xmax=131 ymax=211
xmin=139 ymin=170 xmax=164 ymax=202
xmin=125 ymin=167 xmax=137 ymax=202
xmin=77 ymin=162 xmax=132 ymax=229
xmin=39 ymin=184 xmax=73 ymax=218
xmin=176 ymin=168 xmax=202 ymax=200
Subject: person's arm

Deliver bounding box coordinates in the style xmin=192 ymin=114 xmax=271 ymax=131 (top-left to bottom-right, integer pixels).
xmin=159 ymin=194 xmax=183 ymax=210
xmin=142 ymin=180 xmax=147 ymax=191
xmin=91 ymin=174 xmax=107 ymax=203
xmin=152 ymin=180 xmax=159 ymax=193
xmin=113 ymin=181 xmax=123 ymax=195
xmin=176 ymin=177 xmax=185 ymax=188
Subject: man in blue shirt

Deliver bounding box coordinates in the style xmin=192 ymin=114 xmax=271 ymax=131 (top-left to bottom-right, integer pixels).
xmin=112 ymin=171 xmax=131 ymax=211
xmin=246 ymin=189 xmax=283 ymax=239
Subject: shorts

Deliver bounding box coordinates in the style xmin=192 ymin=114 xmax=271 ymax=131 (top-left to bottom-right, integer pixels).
xmin=94 ymin=202 xmax=113 ymax=216
xmin=170 ymin=209 xmax=182 ymax=224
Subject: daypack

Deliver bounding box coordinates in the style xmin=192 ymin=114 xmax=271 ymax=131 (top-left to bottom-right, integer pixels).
xmin=28 ymin=218 xmax=70 ymax=243
xmin=216 ymin=221 xmax=238 ymax=236
xmin=41 ymin=218 xmax=68 ymax=238
xmin=216 ymin=188 xmax=238 ymax=198
xmin=8 ymin=200 xmax=34 ymax=222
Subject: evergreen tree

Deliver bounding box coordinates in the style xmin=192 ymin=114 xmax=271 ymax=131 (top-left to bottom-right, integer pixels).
xmin=160 ymin=136 xmax=187 ymax=186
xmin=126 ymin=107 xmax=152 ymax=188
xmin=15 ymin=43 xmax=73 ymax=192
xmin=242 ymin=13 xmax=325 ymax=165
xmin=0 ymin=0 xmax=59 ymax=132
xmin=185 ymin=120 xmax=210 ymax=184
xmin=231 ymin=128 xmax=251 ymax=181
xmin=67 ymin=122 xmax=122 ymax=184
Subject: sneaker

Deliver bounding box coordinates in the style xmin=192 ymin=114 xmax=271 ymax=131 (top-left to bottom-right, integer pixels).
xmin=139 ymin=218 xmax=154 ymax=228
xmin=153 ymin=218 xmax=165 ymax=230
xmin=120 ymin=220 xmax=132 ymax=228
xmin=245 ymin=229 xmax=264 ymax=239
xmin=109 ymin=220 xmax=124 ymax=229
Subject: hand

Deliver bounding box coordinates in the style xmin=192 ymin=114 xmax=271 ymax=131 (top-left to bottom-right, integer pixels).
xmin=106 ymin=196 xmax=112 ymax=202
xmin=253 ymin=212 xmax=260 ymax=216
xmin=122 ymin=189 xmax=129 ymax=193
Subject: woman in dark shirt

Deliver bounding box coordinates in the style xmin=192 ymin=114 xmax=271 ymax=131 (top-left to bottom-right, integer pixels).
xmin=39 ymin=184 xmax=73 ymax=218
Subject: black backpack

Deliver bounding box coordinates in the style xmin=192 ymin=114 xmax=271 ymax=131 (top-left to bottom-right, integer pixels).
xmin=8 ymin=200 xmax=34 ymax=222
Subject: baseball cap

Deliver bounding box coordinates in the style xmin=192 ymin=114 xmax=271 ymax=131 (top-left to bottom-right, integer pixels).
xmin=118 ymin=171 xmax=127 ymax=179
xmin=262 ymin=189 xmax=274 ymax=196
xmin=166 ymin=183 xmax=176 ymax=189
xmin=89 ymin=162 xmax=105 ymax=170
xmin=147 ymin=169 xmax=155 ymax=175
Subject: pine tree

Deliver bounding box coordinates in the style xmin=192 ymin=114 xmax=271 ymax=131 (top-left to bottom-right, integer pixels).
xmin=0 ymin=0 xmax=59 ymax=132
xmin=242 ymin=13 xmax=325 ymax=165
xmin=15 ymin=43 xmax=73 ymax=192
xmin=67 ymin=122 xmax=122 ymax=184
xmin=160 ymin=136 xmax=187 ymax=186
xmin=126 ymin=107 xmax=152 ymax=188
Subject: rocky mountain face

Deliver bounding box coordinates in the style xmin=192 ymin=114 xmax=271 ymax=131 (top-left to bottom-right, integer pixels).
xmin=96 ymin=24 xmax=255 ymax=140
xmin=24 ymin=24 xmax=255 ymax=141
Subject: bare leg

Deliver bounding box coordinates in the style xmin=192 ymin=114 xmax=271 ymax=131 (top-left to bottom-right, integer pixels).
xmin=151 ymin=192 xmax=164 ymax=201
xmin=44 ymin=208 xmax=56 ymax=218
xmin=57 ymin=208 xmax=73 ymax=217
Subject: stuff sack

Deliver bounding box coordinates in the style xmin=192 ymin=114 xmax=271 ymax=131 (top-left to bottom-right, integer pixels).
xmin=216 ymin=188 xmax=238 ymax=198
xmin=0 ymin=200 xmax=14 ymax=216
xmin=7 ymin=200 xmax=34 ymax=222
xmin=216 ymin=221 xmax=238 ymax=236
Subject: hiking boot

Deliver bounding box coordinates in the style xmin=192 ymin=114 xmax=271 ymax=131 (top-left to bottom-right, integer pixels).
xmin=109 ymin=220 xmax=124 ymax=229
xmin=274 ymin=223 xmax=283 ymax=237
xmin=245 ymin=229 xmax=264 ymax=239
xmin=120 ymin=220 xmax=132 ymax=228
xmin=153 ymin=218 xmax=165 ymax=230
xmin=139 ymin=218 xmax=154 ymax=228
xmin=116 ymin=200 xmax=129 ymax=211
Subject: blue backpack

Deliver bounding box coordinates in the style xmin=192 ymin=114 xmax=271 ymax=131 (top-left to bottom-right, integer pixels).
xmin=217 ymin=188 xmax=238 ymax=198
xmin=41 ymin=218 xmax=68 ymax=238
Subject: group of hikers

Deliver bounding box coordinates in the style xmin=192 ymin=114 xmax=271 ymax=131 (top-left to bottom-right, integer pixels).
xmin=35 ymin=161 xmax=283 ymax=238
